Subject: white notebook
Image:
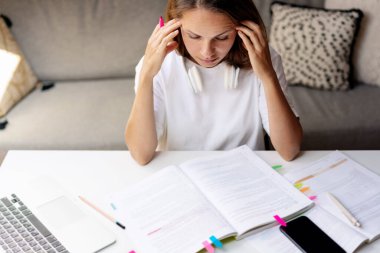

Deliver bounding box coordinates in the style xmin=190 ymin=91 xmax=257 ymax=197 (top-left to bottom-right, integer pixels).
xmin=108 ymin=145 xmax=312 ymax=253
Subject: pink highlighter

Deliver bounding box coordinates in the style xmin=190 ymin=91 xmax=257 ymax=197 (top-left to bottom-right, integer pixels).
xmin=159 ymin=16 xmax=164 ymax=28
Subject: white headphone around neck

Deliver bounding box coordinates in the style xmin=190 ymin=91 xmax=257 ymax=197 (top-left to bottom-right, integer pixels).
xmin=186 ymin=62 xmax=240 ymax=93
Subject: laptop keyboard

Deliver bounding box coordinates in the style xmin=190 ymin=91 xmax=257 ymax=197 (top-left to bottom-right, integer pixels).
xmin=0 ymin=194 xmax=69 ymax=253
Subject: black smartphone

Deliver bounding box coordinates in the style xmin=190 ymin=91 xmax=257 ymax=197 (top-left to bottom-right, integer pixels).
xmin=280 ymin=216 xmax=346 ymax=253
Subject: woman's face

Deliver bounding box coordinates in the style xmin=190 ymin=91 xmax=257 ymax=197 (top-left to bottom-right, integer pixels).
xmin=180 ymin=8 xmax=237 ymax=68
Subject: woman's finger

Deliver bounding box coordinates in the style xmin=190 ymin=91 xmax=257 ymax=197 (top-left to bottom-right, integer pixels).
xmin=159 ymin=30 xmax=179 ymax=50
xmin=236 ymin=26 xmax=262 ymax=52
xmin=155 ymin=20 xmax=181 ymax=45
xmin=166 ymin=41 xmax=178 ymax=54
xmin=153 ymin=23 xmax=161 ymax=33
xmin=152 ymin=18 xmax=176 ymax=36
xmin=163 ymin=18 xmax=178 ymax=27
xmin=237 ymin=30 xmax=254 ymax=53
xmin=148 ymin=24 xmax=161 ymax=45
xmin=241 ymin=21 xmax=266 ymax=45
xmin=150 ymin=23 xmax=178 ymax=49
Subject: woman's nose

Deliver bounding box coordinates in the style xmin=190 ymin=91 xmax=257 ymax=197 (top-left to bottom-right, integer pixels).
xmin=200 ymin=41 xmax=215 ymax=58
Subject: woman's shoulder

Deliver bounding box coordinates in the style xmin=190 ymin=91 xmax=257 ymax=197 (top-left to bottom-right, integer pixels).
xmin=157 ymin=51 xmax=187 ymax=81
xmin=269 ymin=46 xmax=281 ymax=61
xmin=135 ymin=51 xmax=183 ymax=73
xmin=268 ymin=46 xmax=285 ymax=71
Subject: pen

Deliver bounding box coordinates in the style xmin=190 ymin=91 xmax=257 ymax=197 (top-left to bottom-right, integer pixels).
xmin=159 ymin=16 xmax=164 ymax=28
xmin=327 ymin=192 xmax=361 ymax=227
xmin=79 ymin=195 xmax=126 ymax=230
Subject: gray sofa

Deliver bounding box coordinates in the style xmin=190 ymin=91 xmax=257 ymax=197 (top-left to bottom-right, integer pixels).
xmin=0 ymin=0 xmax=379 ymax=151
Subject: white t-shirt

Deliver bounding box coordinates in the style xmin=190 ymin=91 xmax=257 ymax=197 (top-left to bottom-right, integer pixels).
xmin=135 ymin=47 xmax=297 ymax=151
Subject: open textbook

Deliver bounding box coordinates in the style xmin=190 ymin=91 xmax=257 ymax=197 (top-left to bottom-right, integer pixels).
xmin=247 ymin=151 xmax=380 ymax=253
xmin=109 ymin=146 xmax=313 ymax=253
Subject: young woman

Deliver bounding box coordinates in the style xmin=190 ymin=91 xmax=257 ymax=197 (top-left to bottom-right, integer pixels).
xmin=125 ymin=0 xmax=303 ymax=165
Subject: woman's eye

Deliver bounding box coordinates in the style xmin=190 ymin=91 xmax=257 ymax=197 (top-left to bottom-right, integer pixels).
xmin=216 ymin=36 xmax=228 ymax=41
xmin=188 ymin=34 xmax=200 ymax=39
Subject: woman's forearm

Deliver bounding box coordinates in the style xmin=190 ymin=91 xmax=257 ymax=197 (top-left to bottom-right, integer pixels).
xmin=262 ymin=75 xmax=303 ymax=161
xmin=125 ymin=73 xmax=158 ymax=165
xmin=125 ymin=19 xmax=181 ymax=165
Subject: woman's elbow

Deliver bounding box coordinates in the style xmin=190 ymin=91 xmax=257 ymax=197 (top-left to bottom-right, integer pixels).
xmin=125 ymin=142 xmax=155 ymax=165
xmin=125 ymin=134 xmax=156 ymax=166
xmin=280 ymin=146 xmax=301 ymax=161
xmin=282 ymin=133 xmax=303 ymax=161
xmin=130 ymin=150 xmax=155 ymax=165
xmin=277 ymin=131 xmax=303 ymax=161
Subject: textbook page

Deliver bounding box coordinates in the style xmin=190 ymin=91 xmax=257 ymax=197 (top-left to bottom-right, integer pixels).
xmin=179 ymin=146 xmax=313 ymax=238
xmin=245 ymin=206 xmax=367 ymax=253
xmin=109 ymin=166 xmax=235 ymax=253
xmin=284 ymin=151 xmax=380 ymax=241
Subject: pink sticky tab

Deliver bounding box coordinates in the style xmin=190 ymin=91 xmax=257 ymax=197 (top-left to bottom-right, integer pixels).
xmin=202 ymin=241 xmax=215 ymax=253
xmin=129 ymin=251 xmax=136 ymax=253
xmin=274 ymin=215 xmax=287 ymax=227
xmin=309 ymin=195 xmax=317 ymax=201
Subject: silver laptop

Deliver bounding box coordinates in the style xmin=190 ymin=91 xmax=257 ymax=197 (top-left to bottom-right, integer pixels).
xmin=0 ymin=177 xmax=116 ymax=253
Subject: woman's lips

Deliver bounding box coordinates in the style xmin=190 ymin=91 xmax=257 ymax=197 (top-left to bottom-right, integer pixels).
xmin=199 ymin=58 xmax=218 ymax=64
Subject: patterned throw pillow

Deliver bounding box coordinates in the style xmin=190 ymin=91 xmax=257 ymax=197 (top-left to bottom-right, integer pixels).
xmin=0 ymin=16 xmax=39 ymax=117
xmin=325 ymin=0 xmax=380 ymax=87
xmin=269 ymin=2 xmax=362 ymax=90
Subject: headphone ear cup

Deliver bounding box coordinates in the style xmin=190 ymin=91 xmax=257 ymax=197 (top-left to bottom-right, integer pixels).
xmin=224 ymin=65 xmax=239 ymax=90
xmin=224 ymin=65 xmax=232 ymax=90
xmin=188 ymin=66 xmax=203 ymax=93
xmin=233 ymin=68 xmax=240 ymax=89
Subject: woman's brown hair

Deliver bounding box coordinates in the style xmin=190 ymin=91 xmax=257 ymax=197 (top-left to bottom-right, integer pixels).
xmin=165 ymin=0 xmax=267 ymax=69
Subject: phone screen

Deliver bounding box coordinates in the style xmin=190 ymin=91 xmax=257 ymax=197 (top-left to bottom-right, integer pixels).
xmin=280 ymin=216 xmax=346 ymax=253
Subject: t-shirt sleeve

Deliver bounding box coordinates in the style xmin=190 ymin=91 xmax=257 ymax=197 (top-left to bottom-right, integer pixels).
xmin=259 ymin=47 xmax=299 ymax=136
xmin=134 ymin=57 xmax=166 ymax=141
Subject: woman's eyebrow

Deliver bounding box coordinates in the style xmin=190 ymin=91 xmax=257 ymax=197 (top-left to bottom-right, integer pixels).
xmin=184 ymin=29 xmax=234 ymax=37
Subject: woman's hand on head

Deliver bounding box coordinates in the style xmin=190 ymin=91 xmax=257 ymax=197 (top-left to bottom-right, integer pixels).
xmin=236 ymin=21 xmax=276 ymax=82
xmin=142 ymin=19 xmax=181 ymax=78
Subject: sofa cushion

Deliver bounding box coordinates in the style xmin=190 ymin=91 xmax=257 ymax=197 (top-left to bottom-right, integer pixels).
xmin=325 ymin=0 xmax=380 ymax=87
xmin=0 ymin=0 xmax=168 ymax=81
xmin=0 ymin=17 xmax=39 ymax=117
xmin=289 ymin=84 xmax=380 ymax=149
xmin=0 ymin=79 xmax=134 ymax=150
xmin=269 ymin=2 xmax=362 ymax=90
xmin=253 ymin=0 xmax=325 ymax=30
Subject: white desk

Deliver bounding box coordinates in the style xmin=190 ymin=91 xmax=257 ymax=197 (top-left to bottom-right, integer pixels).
xmin=1 ymin=150 xmax=380 ymax=253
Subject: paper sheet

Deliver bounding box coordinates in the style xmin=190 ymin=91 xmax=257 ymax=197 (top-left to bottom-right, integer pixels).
xmin=180 ymin=146 xmax=312 ymax=236
xmin=285 ymin=151 xmax=380 ymax=241
xmin=109 ymin=166 xmax=234 ymax=253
